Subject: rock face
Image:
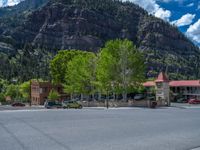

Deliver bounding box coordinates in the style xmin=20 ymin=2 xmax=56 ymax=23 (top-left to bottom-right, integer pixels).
xmin=0 ymin=0 xmax=200 ymax=80
xmin=12 ymin=1 xmax=144 ymax=52
xmin=0 ymin=0 xmax=48 ymax=17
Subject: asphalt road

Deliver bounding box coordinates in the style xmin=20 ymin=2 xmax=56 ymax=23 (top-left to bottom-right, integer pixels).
xmin=0 ymin=107 xmax=200 ymax=150
xmin=0 ymin=105 xmax=44 ymax=111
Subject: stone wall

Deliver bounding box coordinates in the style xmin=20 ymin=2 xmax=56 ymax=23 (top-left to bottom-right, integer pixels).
xmin=80 ymin=100 xmax=151 ymax=108
xmin=80 ymin=99 xmax=167 ymax=108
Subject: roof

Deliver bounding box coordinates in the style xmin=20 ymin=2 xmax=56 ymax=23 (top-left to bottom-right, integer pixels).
xmin=169 ymin=80 xmax=200 ymax=87
xmin=143 ymin=81 xmax=155 ymax=87
xmin=143 ymin=80 xmax=200 ymax=87
xmin=155 ymin=72 xmax=169 ymax=82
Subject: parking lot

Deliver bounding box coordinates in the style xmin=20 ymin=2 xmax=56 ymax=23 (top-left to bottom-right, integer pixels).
xmin=0 ymin=106 xmax=200 ymax=150
xmin=0 ymin=105 xmax=44 ymax=111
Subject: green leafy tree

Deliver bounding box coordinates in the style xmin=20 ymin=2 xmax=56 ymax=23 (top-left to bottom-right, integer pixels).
xmin=50 ymin=50 xmax=89 ymax=83
xmin=5 ymin=84 xmax=20 ymax=100
xmin=65 ymin=52 xmax=97 ymax=99
xmin=96 ymin=48 xmax=117 ymax=96
xmin=0 ymin=79 xmax=8 ymax=93
xmin=0 ymin=93 xmax=5 ymax=103
xmin=19 ymin=81 xmax=31 ymax=101
xmin=48 ymin=90 xmax=60 ymax=101
xmin=97 ymin=39 xmax=145 ymax=101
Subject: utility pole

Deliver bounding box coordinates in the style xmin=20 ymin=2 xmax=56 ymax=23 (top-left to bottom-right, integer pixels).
xmin=106 ymin=91 xmax=109 ymax=109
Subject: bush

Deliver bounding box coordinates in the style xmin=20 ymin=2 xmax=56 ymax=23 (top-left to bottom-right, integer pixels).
xmin=48 ymin=90 xmax=60 ymax=101
xmin=0 ymin=93 xmax=6 ymax=103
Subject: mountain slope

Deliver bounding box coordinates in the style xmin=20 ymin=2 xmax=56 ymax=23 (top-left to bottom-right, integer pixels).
xmin=0 ymin=0 xmax=200 ymax=81
xmin=0 ymin=0 xmax=48 ymax=17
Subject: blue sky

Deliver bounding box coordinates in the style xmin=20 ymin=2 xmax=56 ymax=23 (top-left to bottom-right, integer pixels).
xmin=126 ymin=0 xmax=200 ymax=46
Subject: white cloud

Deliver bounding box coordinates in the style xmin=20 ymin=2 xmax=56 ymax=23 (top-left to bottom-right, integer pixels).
xmin=7 ymin=0 xmax=21 ymax=6
xmin=124 ymin=0 xmax=158 ymax=13
xmin=154 ymin=8 xmax=171 ymax=21
xmin=0 ymin=0 xmax=24 ymax=7
xmin=156 ymin=0 xmax=184 ymax=3
xmin=172 ymin=13 xmax=196 ymax=27
xmin=124 ymin=0 xmax=171 ymax=21
xmin=186 ymin=19 xmax=200 ymax=44
xmin=186 ymin=3 xmax=194 ymax=7
xmin=157 ymin=0 xmax=172 ymax=2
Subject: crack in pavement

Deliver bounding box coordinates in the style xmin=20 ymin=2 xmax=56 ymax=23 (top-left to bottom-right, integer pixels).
xmin=189 ymin=146 xmax=200 ymax=150
xmin=12 ymin=115 xmax=71 ymax=150
xmin=0 ymin=121 xmax=27 ymax=150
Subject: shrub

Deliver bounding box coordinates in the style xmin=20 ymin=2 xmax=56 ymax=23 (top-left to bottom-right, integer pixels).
xmin=48 ymin=90 xmax=60 ymax=101
xmin=0 ymin=93 xmax=6 ymax=103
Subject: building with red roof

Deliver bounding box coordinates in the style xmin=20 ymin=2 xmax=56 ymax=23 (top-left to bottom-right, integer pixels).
xmin=143 ymin=81 xmax=155 ymax=87
xmin=169 ymin=80 xmax=200 ymax=87
xmin=155 ymin=72 xmax=169 ymax=83
xmin=144 ymin=73 xmax=200 ymax=100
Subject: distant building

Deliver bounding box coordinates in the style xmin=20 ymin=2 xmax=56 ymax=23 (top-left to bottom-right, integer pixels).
xmin=170 ymin=80 xmax=200 ymax=100
xmin=5 ymin=96 xmax=12 ymax=102
xmin=31 ymin=81 xmax=67 ymax=105
xmin=144 ymin=73 xmax=200 ymax=101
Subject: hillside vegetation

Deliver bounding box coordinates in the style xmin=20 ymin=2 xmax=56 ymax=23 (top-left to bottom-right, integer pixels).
xmin=0 ymin=0 xmax=199 ymax=81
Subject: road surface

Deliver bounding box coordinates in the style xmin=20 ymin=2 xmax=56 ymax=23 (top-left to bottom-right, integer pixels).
xmin=0 ymin=107 xmax=200 ymax=150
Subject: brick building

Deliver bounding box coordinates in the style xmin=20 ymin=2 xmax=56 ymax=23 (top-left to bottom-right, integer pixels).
xmin=31 ymin=81 xmax=67 ymax=105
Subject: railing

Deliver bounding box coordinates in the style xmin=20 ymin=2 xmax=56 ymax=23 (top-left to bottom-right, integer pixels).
xmin=173 ymin=90 xmax=200 ymax=96
xmin=183 ymin=91 xmax=200 ymax=95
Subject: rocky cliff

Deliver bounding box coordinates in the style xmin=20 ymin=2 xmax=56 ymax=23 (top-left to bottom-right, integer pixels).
xmin=0 ymin=0 xmax=200 ymax=80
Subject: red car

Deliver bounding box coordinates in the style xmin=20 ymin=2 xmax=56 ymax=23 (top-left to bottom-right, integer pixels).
xmin=11 ymin=102 xmax=26 ymax=107
xmin=188 ymin=99 xmax=200 ymax=104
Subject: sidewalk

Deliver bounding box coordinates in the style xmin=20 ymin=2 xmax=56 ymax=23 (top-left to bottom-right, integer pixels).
xmin=83 ymin=107 xmax=145 ymax=110
xmin=0 ymin=105 xmax=45 ymax=111
xmin=171 ymin=103 xmax=200 ymax=109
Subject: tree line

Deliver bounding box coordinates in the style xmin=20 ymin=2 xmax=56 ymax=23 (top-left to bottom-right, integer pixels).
xmin=0 ymin=79 xmax=31 ymax=104
xmin=50 ymin=39 xmax=146 ymax=101
xmin=0 ymin=39 xmax=146 ymax=103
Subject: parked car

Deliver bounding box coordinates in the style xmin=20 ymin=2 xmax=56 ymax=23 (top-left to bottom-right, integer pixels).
xmin=44 ymin=101 xmax=63 ymax=109
xmin=12 ymin=102 xmax=25 ymax=107
xmin=134 ymin=94 xmax=145 ymax=101
xmin=177 ymin=98 xmax=188 ymax=103
xmin=188 ymin=99 xmax=200 ymax=104
xmin=62 ymin=101 xmax=82 ymax=109
xmin=147 ymin=96 xmax=156 ymax=101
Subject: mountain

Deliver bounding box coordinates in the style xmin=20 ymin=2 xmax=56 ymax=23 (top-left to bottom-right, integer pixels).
xmin=0 ymin=0 xmax=23 ymax=7
xmin=0 ymin=0 xmax=200 ymax=81
xmin=0 ymin=0 xmax=48 ymax=17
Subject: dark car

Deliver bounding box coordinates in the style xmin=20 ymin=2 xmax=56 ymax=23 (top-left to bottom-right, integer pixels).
xmin=134 ymin=94 xmax=145 ymax=101
xmin=147 ymin=96 xmax=156 ymax=101
xmin=44 ymin=101 xmax=63 ymax=109
xmin=188 ymin=99 xmax=200 ymax=104
xmin=12 ymin=102 xmax=25 ymax=107
xmin=177 ymin=98 xmax=188 ymax=103
xmin=62 ymin=101 xmax=82 ymax=109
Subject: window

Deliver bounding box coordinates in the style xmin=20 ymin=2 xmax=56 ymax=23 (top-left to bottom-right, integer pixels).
xmin=156 ymin=83 xmax=162 ymax=88
xmin=157 ymin=90 xmax=163 ymax=95
xmin=57 ymin=87 xmax=61 ymax=92
xmin=43 ymin=87 xmax=48 ymax=93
